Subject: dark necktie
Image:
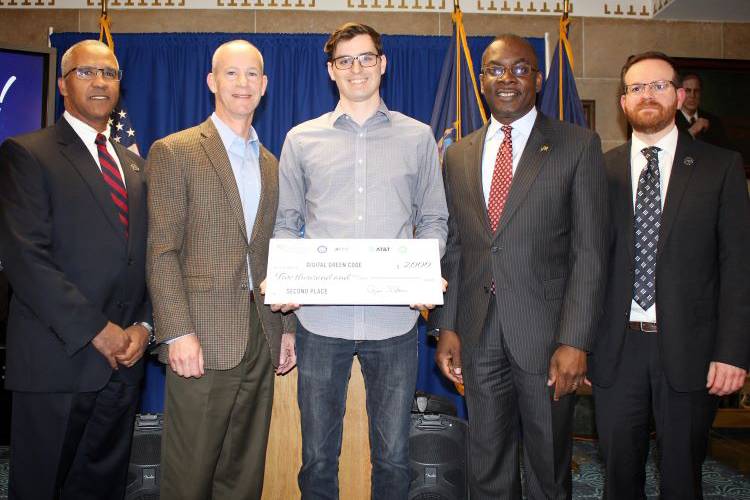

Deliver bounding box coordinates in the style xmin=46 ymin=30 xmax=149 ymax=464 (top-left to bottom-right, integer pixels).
xmin=689 ymin=116 xmax=697 ymax=125
xmin=487 ymin=125 xmax=513 ymax=232
xmin=633 ymin=146 xmax=661 ymax=310
xmin=95 ymin=133 xmax=129 ymax=238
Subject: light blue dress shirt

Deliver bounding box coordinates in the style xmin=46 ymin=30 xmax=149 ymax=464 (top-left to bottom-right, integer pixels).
xmin=210 ymin=113 xmax=261 ymax=288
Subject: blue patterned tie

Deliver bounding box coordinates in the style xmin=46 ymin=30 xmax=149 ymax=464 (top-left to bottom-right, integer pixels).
xmin=633 ymin=146 xmax=661 ymax=310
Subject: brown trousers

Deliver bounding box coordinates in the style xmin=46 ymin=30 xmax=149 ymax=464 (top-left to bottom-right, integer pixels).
xmin=160 ymin=306 xmax=274 ymax=500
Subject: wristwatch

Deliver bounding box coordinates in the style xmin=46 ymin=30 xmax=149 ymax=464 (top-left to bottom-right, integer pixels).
xmin=134 ymin=321 xmax=156 ymax=345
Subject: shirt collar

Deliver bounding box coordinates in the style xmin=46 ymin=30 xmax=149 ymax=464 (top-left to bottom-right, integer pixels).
xmin=64 ymin=110 xmax=110 ymax=145
xmin=330 ymin=99 xmax=392 ymax=127
xmin=680 ymin=109 xmax=698 ymax=121
xmin=631 ymin=123 xmax=678 ymax=161
xmin=210 ymin=112 xmax=259 ymax=157
xmin=485 ymin=106 xmax=537 ymax=143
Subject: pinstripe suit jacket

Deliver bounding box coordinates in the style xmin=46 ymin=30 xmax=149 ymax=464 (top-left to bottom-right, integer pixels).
xmin=429 ymin=113 xmax=608 ymax=374
xmin=0 ymin=119 xmax=149 ymax=392
xmin=146 ymin=118 xmax=293 ymax=370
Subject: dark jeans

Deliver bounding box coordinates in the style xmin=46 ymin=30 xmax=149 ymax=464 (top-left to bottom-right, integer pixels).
xmin=296 ymin=324 xmax=418 ymax=500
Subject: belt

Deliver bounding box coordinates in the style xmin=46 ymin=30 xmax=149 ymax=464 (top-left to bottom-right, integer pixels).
xmin=628 ymin=321 xmax=657 ymax=333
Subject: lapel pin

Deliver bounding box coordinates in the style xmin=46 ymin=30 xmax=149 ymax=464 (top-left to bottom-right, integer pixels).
xmin=130 ymin=163 xmax=140 ymax=172
xmin=540 ymin=144 xmax=550 ymax=152
xmin=683 ymin=157 xmax=694 ymax=166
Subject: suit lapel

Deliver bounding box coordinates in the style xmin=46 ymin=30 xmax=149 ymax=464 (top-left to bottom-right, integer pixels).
xmin=115 ymin=143 xmax=143 ymax=253
xmin=495 ymin=113 xmax=551 ymax=238
xmin=657 ymin=132 xmax=694 ymax=255
xmin=57 ymin=119 xmax=126 ymax=244
xmin=463 ymin=124 xmax=492 ymax=233
xmin=199 ymin=119 xmax=248 ymax=242
xmin=612 ymin=144 xmax=635 ymax=261
xmin=249 ymin=146 xmax=273 ymax=249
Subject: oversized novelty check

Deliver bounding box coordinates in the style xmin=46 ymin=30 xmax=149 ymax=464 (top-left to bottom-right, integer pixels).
xmin=264 ymin=238 xmax=443 ymax=305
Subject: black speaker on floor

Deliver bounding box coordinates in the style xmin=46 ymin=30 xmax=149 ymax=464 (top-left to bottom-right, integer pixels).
xmin=125 ymin=413 xmax=163 ymax=500
xmin=408 ymin=411 xmax=468 ymax=500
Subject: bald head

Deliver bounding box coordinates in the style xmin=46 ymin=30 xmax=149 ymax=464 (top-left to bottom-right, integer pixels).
xmin=212 ymin=40 xmax=264 ymax=74
xmin=482 ymin=34 xmax=538 ymax=69
xmin=60 ymin=39 xmax=118 ymax=77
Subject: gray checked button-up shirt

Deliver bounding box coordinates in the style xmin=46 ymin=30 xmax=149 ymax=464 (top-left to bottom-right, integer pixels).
xmin=274 ymin=101 xmax=448 ymax=340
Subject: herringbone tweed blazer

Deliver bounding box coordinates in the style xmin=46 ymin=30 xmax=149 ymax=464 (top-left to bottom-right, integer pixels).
xmin=429 ymin=113 xmax=609 ymax=374
xmin=146 ymin=118 xmax=293 ymax=370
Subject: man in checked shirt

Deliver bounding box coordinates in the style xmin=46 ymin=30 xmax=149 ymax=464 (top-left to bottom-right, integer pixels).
xmin=270 ymin=22 xmax=448 ymax=500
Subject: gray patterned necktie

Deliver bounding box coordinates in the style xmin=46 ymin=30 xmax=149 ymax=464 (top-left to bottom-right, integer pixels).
xmin=633 ymin=146 xmax=661 ymax=310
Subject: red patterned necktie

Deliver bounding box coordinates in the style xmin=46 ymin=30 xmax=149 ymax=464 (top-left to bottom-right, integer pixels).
xmin=487 ymin=125 xmax=513 ymax=232
xmin=95 ymin=133 xmax=129 ymax=238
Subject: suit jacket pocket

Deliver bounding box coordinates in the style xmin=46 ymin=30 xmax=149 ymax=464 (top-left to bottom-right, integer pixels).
xmin=543 ymin=276 xmax=567 ymax=301
xmin=184 ymin=275 xmax=213 ymax=293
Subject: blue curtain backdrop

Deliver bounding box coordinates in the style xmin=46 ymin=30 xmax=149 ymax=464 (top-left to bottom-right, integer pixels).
xmin=50 ymin=32 xmax=545 ymax=414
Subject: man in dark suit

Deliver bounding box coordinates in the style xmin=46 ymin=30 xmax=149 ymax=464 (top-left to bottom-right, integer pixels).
xmin=0 ymin=40 xmax=150 ymax=499
xmin=589 ymin=51 xmax=750 ymax=499
xmin=675 ymin=72 xmax=731 ymax=149
xmin=431 ymin=34 xmax=608 ymax=499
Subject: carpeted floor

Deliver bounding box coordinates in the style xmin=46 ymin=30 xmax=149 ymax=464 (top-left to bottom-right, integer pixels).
xmin=1 ymin=441 xmax=749 ymax=499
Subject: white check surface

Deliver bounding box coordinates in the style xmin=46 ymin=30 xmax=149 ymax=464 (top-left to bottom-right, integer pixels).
xmin=264 ymin=238 xmax=444 ymax=305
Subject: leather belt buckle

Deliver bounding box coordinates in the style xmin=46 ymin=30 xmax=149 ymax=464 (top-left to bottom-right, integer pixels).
xmin=628 ymin=321 xmax=657 ymax=333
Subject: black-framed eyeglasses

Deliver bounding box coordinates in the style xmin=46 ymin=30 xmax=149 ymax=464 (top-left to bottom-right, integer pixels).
xmin=623 ymin=80 xmax=676 ymax=96
xmin=331 ymin=52 xmax=380 ymax=70
xmin=63 ymin=66 xmax=123 ymax=81
xmin=481 ymin=62 xmax=537 ymax=79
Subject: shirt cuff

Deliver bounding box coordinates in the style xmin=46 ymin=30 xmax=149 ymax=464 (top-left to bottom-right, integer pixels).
xmin=165 ymin=332 xmax=196 ymax=344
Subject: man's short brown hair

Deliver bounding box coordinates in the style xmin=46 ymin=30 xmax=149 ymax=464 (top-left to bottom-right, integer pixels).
xmin=324 ymin=22 xmax=383 ymax=61
xmin=620 ymin=51 xmax=680 ymax=94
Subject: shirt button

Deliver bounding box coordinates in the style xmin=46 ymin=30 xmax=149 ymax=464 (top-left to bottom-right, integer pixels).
xmin=358 ymin=159 xmax=363 ymax=164
xmin=359 ymin=133 xmax=364 ymax=138
xmin=357 ymin=215 xmax=363 ymax=221
xmin=358 ymin=187 xmax=364 ymax=193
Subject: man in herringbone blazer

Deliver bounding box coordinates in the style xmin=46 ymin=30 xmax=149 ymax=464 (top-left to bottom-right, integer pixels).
xmin=430 ymin=35 xmax=608 ymax=499
xmin=146 ymin=40 xmax=295 ymax=500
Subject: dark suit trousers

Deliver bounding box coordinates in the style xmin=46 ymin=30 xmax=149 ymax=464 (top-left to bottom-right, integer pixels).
xmin=593 ymin=328 xmax=718 ymax=500
xmin=9 ymin=370 xmax=140 ymax=500
xmin=462 ymin=299 xmax=575 ymax=500
xmin=160 ymin=305 xmax=273 ymax=500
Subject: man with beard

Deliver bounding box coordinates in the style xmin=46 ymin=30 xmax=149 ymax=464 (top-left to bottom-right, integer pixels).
xmin=588 ymin=51 xmax=750 ymax=499
xmin=431 ymin=34 xmax=607 ymax=499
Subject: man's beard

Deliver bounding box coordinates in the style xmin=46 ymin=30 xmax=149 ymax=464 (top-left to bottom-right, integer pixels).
xmin=626 ymin=98 xmax=677 ymax=135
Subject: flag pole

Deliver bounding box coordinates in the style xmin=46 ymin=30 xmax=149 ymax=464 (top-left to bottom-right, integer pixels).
xmin=99 ymin=0 xmax=114 ymax=50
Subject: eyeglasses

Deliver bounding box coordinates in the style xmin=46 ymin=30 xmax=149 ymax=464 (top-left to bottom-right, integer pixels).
xmin=623 ymin=80 xmax=676 ymax=96
xmin=331 ymin=53 xmax=380 ymax=70
xmin=63 ymin=66 xmax=123 ymax=81
xmin=481 ymin=63 xmax=537 ymax=79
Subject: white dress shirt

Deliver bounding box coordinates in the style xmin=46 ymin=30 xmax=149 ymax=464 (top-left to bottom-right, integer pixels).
xmin=63 ymin=111 xmax=126 ymax=187
xmin=628 ymin=124 xmax=679 ymax=323
xmin=481 ymin=107 xmax=537 ymax=206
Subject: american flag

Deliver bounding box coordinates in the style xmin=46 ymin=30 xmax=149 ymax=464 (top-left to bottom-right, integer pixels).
xmin=108 ymin=99 xmax=140 ymax=156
